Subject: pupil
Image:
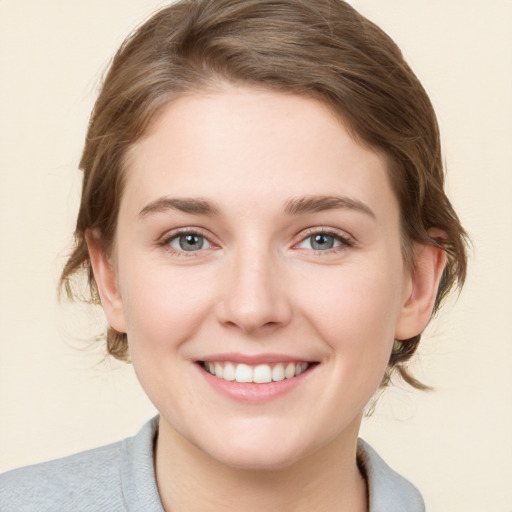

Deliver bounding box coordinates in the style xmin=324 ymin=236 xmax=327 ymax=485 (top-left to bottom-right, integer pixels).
xmin=312 ymin=234 xmax=334 ymax=250
xmin=180 ymin=234 xmax=203 ymax=251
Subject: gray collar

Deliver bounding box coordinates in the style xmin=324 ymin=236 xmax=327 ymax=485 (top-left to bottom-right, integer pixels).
xmin=357 ymin=438 xmax=425 ymax=512
xmin=122 ymin=417 xmax=425 ymax=512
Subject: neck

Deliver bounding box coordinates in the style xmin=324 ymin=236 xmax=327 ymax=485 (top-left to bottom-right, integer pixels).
xmin=155 ymin=418 xmax=367 ymax=512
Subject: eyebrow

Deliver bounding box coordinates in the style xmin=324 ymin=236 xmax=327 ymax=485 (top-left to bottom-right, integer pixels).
xmin=138 ymin=194 xmax=376 ymax=219
xmin=284 ymin=195 xmax=376 ymax=219
xmin=139 ymin=197 xmax=220 ymax=217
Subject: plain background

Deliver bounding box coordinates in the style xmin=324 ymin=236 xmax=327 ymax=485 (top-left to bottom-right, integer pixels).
xmin=0 ymin=1 xmax=511 ymax=510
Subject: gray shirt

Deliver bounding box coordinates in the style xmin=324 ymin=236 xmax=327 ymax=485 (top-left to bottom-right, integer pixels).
xmin=0 ymin=417 xmax=425 ymax=512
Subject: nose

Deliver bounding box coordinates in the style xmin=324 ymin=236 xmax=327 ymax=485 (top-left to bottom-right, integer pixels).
xmin=216 ymin=246 xmax=292 ymax=334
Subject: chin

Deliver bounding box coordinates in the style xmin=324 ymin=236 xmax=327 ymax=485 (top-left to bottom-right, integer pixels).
xmin=198 ymin=422 xmax=318 ymax=471
xmin=210 ymin=444 xmax=307 ymax=472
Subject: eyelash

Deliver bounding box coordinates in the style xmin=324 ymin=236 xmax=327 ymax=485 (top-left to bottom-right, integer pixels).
xmin=293 ymin=228 xmax=354 ymax=255
xmin=159 ymin=228 xmax=216 ymax=256
xmin=158 ymin=227 xmax=354 ymax=256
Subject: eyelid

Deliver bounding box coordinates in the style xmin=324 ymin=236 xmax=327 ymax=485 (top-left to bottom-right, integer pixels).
xmin=292 ymin=227 xmax=355 ymax=251
xmin=157 ymin=226 xmax=354 ymax=256
xmin=158 ymin=227 xmax=219 ymax=255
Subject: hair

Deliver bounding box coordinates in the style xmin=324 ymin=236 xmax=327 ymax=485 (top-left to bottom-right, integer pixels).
xmin=60 ymin=0 xmax=468 ymax=389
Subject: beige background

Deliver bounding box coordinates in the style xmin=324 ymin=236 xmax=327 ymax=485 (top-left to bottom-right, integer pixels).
xmin=1 ymin=1 xmax=511 ymax=510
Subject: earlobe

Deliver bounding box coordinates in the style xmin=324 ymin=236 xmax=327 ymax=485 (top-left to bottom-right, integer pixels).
xmin=85 ymin=230 xmax=127 ymax=333
xmin=395 ymin=236 xmax=447 ymax=341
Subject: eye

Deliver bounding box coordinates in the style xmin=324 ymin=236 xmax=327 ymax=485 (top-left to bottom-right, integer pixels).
xmin=296 ymin=231 xmax=352 ymax=251
xmin=167 ymin=232 xmax=212 ymax=252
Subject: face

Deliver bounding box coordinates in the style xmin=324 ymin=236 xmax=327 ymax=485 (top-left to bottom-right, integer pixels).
xmin=98 ymin=85 xmax=419 ymax=470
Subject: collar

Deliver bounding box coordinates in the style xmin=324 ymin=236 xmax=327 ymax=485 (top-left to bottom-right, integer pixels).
xmin=357 ymin=438 xmax=425 ymax=512
xmin=122 ymin=417 xmax=424 ymax=512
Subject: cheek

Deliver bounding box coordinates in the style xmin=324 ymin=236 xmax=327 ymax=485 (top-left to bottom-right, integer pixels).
xmin=297 ymin=268 xmax=402 ymax=420
xmin=297 ymin=263 xmax=402 ymax=367
xmin=118 ymin=261 xmax=218 ymax=353
xmin=117 ymin=262 xmax=220 ymax=418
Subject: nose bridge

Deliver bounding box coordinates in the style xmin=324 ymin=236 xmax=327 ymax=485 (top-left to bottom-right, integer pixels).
xmin=218 ymin=238 xmax=291 ymax=332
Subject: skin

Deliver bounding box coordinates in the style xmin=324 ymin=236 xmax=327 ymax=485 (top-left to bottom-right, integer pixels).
xmin=88 ymin=84 xmax=446 ymax=512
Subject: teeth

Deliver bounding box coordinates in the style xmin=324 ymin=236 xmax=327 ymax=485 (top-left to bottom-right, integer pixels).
xmin=272 ymin=363 xmax=285 ymax=382
xmin=223 ymin=362 xmax=235 ymax=381
xmin=235 ymin=363 xmax=253 ymax=383
xmin=253 ymin=364 xmax=272 ymax=383
xmin=203 ymin=361 xmax=310 ymax=383
xmin=285 ymin=362 xmax=295 ymax=379
xmin=295 ymin=362 xmax=308 ymax=376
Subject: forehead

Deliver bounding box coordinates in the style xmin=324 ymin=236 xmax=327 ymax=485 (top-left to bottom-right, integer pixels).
xmin=121 ymin=86 xmax=398 ymax=222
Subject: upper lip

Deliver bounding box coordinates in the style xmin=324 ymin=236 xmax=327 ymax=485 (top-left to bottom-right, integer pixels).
xmin=196 ymin=353 xmax=317 ymax=365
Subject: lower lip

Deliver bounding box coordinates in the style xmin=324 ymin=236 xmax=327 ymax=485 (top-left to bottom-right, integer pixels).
xmin=196 ymin=364 xmax=315 ymax=404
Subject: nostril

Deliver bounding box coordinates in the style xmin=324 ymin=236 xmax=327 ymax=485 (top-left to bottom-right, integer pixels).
xmin=214 ymin=265 xmax=293 ymax=332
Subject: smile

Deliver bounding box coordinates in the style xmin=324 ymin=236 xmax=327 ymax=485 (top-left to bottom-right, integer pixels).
xmin=200 ymin=361 xmax=312 ymax=383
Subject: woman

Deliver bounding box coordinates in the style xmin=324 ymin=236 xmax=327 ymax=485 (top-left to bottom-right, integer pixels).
xmin=0 ymin=1 xmax=467 ymax=510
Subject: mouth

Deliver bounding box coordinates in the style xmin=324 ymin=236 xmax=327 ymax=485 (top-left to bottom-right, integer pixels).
xmin=197 ymin=360 xmax=316 ymax=384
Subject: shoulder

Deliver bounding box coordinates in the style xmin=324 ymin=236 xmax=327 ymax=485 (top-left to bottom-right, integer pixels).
xmin=0 ymin=417 xmax=163 ymax=512
xmin=357 ymin=439 xmax=425 ymax=512
xmin=0 ymin=440 xmax=127 ymax=512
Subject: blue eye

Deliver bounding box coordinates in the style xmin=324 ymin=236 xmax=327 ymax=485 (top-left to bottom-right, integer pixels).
xmin=169 ymin=233 xmax=211 ymax=252
xmin=298 ymin=232 xmax=349 ymax=251
xmin=309 ymin=234 xmax=337 ymax=250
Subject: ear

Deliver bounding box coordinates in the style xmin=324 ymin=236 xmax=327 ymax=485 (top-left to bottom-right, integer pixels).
xmin=85 ymin=229 xmax=127 ymax=333
xmin=395 ymin=230 xmax=447 ymax=341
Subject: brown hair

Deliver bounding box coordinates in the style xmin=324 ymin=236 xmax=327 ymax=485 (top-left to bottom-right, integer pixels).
xmin=60 ymin=0 xmax=468 ymax=388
